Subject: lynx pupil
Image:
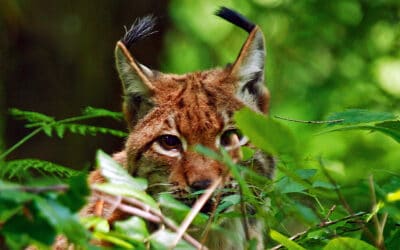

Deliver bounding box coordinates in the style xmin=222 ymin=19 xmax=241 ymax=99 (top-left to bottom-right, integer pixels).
xmin=158 ymin=135 xmax=182 ymax=151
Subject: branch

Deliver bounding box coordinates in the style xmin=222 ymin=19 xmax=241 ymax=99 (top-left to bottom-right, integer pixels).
xmin=270 ymin=211 xmax=367 ymax=250
xmin=15 ymin=184 xmax=69 ymax=193
xmin=91 ymin=187 xmax=207 ymax=250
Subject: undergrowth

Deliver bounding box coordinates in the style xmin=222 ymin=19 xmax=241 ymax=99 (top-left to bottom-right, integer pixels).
xmin=0 ymin=107 xmax=399 ymax=249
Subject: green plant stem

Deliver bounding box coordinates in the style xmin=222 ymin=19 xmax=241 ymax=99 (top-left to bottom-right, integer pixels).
xmin=0 ymin=127 xmax=42 ymax=160
xmin=56 ymin=114 xmax=104 ymax=124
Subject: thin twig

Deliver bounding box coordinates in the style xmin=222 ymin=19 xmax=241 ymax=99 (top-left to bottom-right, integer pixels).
xmin=274 ymin=115 xmax=344 ymax=124
xmin=170 ymin=177 xmax=222 ymax=249
xmin=0 ymin=127 xmax=42 ymax=160
xmin=122 ymin=196 xmax=205 ymax=249
xmin=93 ymin=194 xmax=161 ymax=223
xmin=270 ymin=212 xmax=367 ymax=250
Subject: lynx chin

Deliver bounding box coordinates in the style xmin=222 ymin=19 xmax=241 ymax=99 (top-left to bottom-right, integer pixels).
xmin=61 ymin=6 xmax=274 ymax=250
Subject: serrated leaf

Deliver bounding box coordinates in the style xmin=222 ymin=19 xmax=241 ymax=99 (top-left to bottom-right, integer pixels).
xmin=270 ymin=230 xmax=306 ymax=250
xmin=114 ymin=217 xmax=149 ymax=242
xmin=234 ymin=108 xmax=296 ymax=155
xmin=326 ymin=109 xmax=397 ymax=126
xmin=96 ymin=150 xmax=147 ymax=190
xmin=323 ymin=237 xmax=377 ymax=250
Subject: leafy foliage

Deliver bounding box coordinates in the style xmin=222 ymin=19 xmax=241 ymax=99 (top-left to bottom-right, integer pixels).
xmin=1 ymin=105 xmax=399 ymax=249
xmin=0 ymin=175 xmax=91 ymax=249
xmin=0 ymin=159 xmax=80 ymax=180
xmin=322 ymin=109 xmax=400 ymax=142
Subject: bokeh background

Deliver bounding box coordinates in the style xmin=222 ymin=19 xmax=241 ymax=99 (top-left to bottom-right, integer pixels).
xmin=1 ymin=0 xmax=399 ymax=185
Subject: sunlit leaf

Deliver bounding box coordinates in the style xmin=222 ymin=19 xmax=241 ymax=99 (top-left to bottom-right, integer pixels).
xmin=93 ymin=183 xmax=158 ymax=209
xmin=323 ymin=237 xmax=377 ymax=250
xmin=234 ymin=108 xmax=296 ymax=155
xmin=96 ymin=150 xmax=147 ymax=190
xmin=114 ymin=217 xmax=149 ymax=242
xmin=270 ymin=229 xmax=306 ymax=250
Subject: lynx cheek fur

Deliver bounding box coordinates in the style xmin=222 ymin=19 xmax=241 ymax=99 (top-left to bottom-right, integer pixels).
xmin=82 ymin=7 xmax=274 ymax=250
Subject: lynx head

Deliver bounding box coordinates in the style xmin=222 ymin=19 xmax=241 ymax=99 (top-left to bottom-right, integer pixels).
xmin=115 ymin=7 xmax=272 ymax=211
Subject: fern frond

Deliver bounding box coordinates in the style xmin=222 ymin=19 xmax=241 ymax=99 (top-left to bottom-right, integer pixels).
xmin=10 ymin=108 xmax=55 ymax=124
xmin=55 ymin=123 xmax=127 ymax=138
xmin=83 ymin=107 xmax=123 ymax=120
xmin=0 ymin=159 xmax=80 ymax=179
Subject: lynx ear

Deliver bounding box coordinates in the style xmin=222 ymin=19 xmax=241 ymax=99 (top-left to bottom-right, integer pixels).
xmin=231 ymin=27 xmax=269 ymax=113
xmin=115 ymin=15 xmax=157 ymax=128
xmin=216 ymin=7 xmax=270 ymax=113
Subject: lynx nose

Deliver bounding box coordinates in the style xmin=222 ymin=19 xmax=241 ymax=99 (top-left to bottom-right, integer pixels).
xmin=190 ymin=179 xmax=212 ymax=191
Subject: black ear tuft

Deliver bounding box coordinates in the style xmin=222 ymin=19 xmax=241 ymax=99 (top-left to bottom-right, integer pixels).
xmin=215 ymin=7 xmax=255 ymax=33
xmin=122 ymin=15 xmax=158 ymax=48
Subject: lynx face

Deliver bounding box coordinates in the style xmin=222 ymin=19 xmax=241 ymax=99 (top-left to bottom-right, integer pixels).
xmin=113 ymin=8 xmax=274 ymax=212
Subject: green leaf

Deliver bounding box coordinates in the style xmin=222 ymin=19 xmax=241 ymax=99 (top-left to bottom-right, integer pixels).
xmin=93 ymin=231 xmax=134 ymax=249
xmin=0 ymin=159 xmax=79 ymax=179
xmin=2 ymin=210 xmax=56 ymax=247
xmin=275 ymin=176 xmax=307 ymax=194
xmin=241 ymin=146 xmax=255 ymax=161
xmin=150 ymin=229 xmax=195 ymax=250
xmin=57 ymin=174 xmax=90 ymax=212
xmin=114 ymin=216 xmax=149 ymax=242
xmin=34 ymin=197 xmax=90 ymax=245
xmin=216 ymin=194 xmax=241 ymax=214
xmin=326 ymin=109 xmax=397 ymax=126
xmin=313 ymin=180 xmax=336 ymax=190
xmin=9 ymin=108 xmax=55 ymax=124
xmin=93 ymin=183 xmax=158 ymax=209
xmin=270 ymin=230 xmax=306 ymax=250
xmin=323 ymin=237 xmax=377 ymax=250
xmin=234 ymin=108 xmax=296 ymax=155
xmin=55 ymin=124 xmax=66 ymax=138
xmin=96 ymin=150 xmax=147 ymax=190
xmin=80 ymin=216 xmax=110 ymax=233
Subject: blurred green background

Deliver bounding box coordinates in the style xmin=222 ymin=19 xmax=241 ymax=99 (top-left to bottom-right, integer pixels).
xmin=1 ymin=0 xmax=399 ymax=185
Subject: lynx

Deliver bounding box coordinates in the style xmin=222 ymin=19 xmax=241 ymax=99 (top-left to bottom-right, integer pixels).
xmin=74 ymin=7 xmax=273 ymax=250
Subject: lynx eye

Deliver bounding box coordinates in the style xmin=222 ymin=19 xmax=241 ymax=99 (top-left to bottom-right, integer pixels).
xmin=220 ymin=129 xmax=246 ymax=148
xmin=157 ymin=135 xmax=182 ymax=151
